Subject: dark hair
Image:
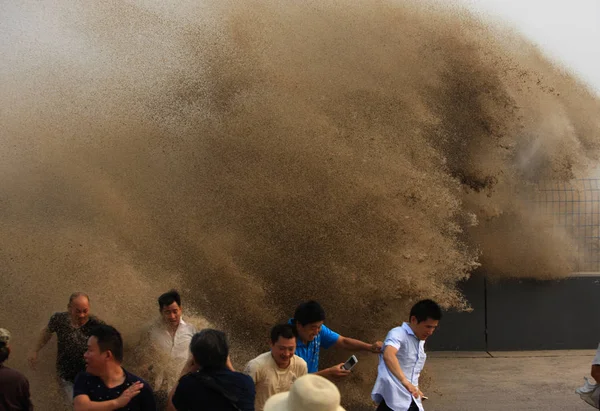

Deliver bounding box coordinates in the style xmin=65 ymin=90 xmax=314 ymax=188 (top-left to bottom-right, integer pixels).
xmin=270 ymin=324 xmax=296 ymax=343
xmin=68 ymin=292 xmax=89 ymax=306
xmin=409 ymin=299 xmax=442 ymax=323
xmin=158 ymin=289 xmax=181 ymax=310
xmin=190 ymin=329 xmax=229 ymax=370
xmin=293 ymin=300 xmax=326 ymax=326
xmin=0 ymin=342 xmax=8 ymax=363
xmin=90 ymin=325 xmax=124 ymax=363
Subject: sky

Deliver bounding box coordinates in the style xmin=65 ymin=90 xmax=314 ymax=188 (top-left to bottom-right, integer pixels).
xmin=462 ymin=0 xmax=600 ymax=94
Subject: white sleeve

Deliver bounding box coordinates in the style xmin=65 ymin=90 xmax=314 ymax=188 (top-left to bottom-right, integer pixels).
xmin=384 ymin=328 xmax=405 ymax=350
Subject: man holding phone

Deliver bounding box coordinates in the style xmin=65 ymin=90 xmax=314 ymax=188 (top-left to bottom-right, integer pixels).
xmin=371 ymin=299 xmax=442 ymax=411
xmin=289 ymin=300 xmax=383 ymax=380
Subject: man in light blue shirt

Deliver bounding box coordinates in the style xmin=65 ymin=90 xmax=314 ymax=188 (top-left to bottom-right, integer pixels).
xmin=289 ymin=300 xmax=383 ymax=380
xmin=371 ymin=299 xmax=442 ymax=411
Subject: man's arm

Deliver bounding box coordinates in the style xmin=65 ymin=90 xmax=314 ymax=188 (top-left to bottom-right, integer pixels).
xmin=383 ymin=345 xmax=420 ymax=398
xmin=166 ymin=386 xmax=178 ymax=411
xmin=73 ymin=382 xmax=143 ymax=411
xmin=592 ymin=365 xmax=600 ymax=382
xmin=28 ymin=327 xmax=53 ymax=369
xmin=334 ymin=335 xmax=383 ymax=353
xmin=314 ymin=364 xmax=351 ymax=380
xmin=134 ymin=327 xmax=159 ymax=375
xmin=243 ymin=360 xmax=259 ymax=383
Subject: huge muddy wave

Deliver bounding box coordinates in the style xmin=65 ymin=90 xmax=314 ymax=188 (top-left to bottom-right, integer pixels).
xmin=1 ymin=0 xmax=599 ymax=408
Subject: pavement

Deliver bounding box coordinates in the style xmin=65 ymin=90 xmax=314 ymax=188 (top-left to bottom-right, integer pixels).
xmin=422 ymin=350 xmax=597 ymax=411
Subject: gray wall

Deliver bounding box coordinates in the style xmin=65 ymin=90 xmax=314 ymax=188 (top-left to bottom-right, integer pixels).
xmin=427 ymin=274 xmax=600 ymax=351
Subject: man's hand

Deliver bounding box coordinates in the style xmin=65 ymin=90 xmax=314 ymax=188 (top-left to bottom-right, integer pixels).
xmin=322 ymin=363 xmax=352 ymax=380
xmin=417 ymin=388 xmax=426 ymax=399
xmin=370 ymin=341 xmax=383 ymax=353
xmin=27 ymin=352 xmax=38 ymax=370
xmin=114 ymin=381 xmax=143 ymax=408
xmin=401 ymin=379 xmax=419 ymax=398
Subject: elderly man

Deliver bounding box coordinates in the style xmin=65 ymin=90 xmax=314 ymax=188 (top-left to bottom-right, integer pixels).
xmin=28 ymin=292 xmax=103 ymax=402
xmin=372 ymin=299 xmax=442 ymax=411
xmin=289 ymin=300 xmax=383 ymax=380
xmin=244 ymin=324 xmax=308 ymax=410
xmin=0 ymin=328 xmax=33 ymax=410
xmin=74 ymin=324 xmax=156 ymax=410
xmin=139 ymin=290 xmax=196 ymax=406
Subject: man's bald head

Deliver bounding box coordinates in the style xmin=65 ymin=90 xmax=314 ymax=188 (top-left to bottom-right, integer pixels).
xmin=68 ymin=292 xmax=91 ymax=327
xmin=68 ymin=292 xmax=90 ymax=306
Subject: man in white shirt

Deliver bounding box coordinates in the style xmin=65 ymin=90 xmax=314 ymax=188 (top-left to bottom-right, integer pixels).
xmin=244 ymin=324 xmax=308 ymax=411
xmin=371 ymin=299 xmax=442 ymax=411
xmin=140 ymin=290 xmax=196 ymax=408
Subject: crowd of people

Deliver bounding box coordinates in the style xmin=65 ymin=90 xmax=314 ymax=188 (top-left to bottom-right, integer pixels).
xmin=0 ymin=290 xmax=446 ymax=411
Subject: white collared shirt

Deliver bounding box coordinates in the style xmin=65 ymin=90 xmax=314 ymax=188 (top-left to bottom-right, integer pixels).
xmin=147 ymin=318 xmax=196 ymax=390
xmin=371 ymin=322 xmax=426 ymax=411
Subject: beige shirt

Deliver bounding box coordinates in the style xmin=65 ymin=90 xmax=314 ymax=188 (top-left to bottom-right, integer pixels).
xmin=244 ymin=352 xmax=308 ymax=411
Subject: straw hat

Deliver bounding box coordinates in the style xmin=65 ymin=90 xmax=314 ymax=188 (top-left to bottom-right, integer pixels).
xmin=264 ymin=374 xmax=346 ymax=411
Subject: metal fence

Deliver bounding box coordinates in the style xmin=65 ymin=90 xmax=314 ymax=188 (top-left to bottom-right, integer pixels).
xmin=535 ymin=179 xmax=600 ymax=273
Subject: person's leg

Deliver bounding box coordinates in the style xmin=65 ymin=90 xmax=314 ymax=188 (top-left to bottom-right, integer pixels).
xmin=376 ymin=399 xmax=394 ymax=411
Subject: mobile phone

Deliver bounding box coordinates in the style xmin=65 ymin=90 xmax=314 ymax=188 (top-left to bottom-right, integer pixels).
xmin=342 ymin=355 xmax=358 ymax=370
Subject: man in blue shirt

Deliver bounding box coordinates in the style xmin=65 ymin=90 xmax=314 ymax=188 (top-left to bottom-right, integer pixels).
xmin=290 ymin=300 xmax=383 ymax=380
xmin=371 ymin=299 xmax=442 ymax=411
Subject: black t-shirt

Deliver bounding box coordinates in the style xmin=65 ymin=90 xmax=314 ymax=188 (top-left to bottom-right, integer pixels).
xmin=0 ymin=364 xmax=33 ymax=411
xmin=47 ymin=312 xmax=104 ymax=382
xmin=73 ymin=368 xmax=156 ymax=411
xmin=172 ymin=368 xmax=255 ymax=411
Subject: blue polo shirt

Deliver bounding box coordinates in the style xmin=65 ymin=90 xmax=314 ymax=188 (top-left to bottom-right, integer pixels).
xmin=289 ymin=319 xmax=340 ymax=373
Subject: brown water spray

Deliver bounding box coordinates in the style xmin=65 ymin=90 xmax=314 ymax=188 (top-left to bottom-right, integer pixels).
xmin=1 ymin=0 xmax=599 ymax=408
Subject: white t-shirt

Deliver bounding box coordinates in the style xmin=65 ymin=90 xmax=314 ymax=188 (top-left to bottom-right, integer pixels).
xmin=146 ymin=318 xmax=196 ymax=390
xmin=244 ymin=352 xmax=308 ymax=411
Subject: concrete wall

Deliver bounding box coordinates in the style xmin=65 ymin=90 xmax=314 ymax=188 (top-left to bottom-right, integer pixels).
xmin=427 ymin=274 xmax=600 ymax=351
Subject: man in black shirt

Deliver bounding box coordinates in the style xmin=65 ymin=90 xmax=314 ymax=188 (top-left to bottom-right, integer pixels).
xmin=168 ymin=329 xmax=255 ymax=411
xmin=28 ymin=292 xmax=103 ymax=403
xmin=74 ymin=324 xmax=156 ymax=410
